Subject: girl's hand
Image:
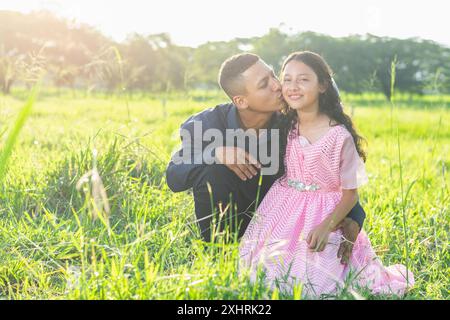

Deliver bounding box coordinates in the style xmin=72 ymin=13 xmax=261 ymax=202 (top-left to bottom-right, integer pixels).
xmin=306 ymin=220 xmax=333 ymax=252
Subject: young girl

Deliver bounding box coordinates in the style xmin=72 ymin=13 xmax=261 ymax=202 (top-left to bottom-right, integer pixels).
xmin=239 ymin=51 xmax=414 ymax=298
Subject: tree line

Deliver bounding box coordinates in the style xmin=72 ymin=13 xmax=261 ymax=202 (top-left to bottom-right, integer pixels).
xmin=1 ymin=10 xmax=449 ymax=100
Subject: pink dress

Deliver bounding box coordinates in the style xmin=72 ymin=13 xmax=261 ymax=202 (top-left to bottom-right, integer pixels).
xmin=239 ymin=124 xmax=414 ymax=299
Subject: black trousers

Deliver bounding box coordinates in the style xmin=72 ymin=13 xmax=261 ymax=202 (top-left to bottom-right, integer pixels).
xmin=191 ymin=164 xmax=366 ymax=243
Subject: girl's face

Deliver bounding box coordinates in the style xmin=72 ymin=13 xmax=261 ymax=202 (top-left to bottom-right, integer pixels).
xmin=281 ymin=60 xmax=325 ymax=111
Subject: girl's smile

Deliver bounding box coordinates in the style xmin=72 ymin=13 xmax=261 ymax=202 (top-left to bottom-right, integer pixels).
xmin=286 ymin=93 xmax=303 ymax=100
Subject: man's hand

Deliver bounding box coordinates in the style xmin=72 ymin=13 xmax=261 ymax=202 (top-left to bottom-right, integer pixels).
xmin=215 ymin=146 xmax=261 ymax=181
xmin=333 ymin=217 xmax=360 ymax=265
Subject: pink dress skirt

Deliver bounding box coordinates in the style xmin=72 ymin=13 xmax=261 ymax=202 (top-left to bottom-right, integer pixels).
xmin=239 ymin=124 xmax=414 ymax=298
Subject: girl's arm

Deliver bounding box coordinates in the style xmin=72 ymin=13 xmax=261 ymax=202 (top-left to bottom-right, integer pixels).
xmin=307 ymin=133 xmax=368 ymax=252
xmin=324 ymin=189 xmax=358 ymax=231
xmin=307 ymin=189 xmax=358 ymax=251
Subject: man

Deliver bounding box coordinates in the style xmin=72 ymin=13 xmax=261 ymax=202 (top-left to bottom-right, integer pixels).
xmin=166 ymin=53 xmax=364 ymax=264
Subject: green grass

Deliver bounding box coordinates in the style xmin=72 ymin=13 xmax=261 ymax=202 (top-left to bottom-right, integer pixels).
xmin=0 ymin=89 xmax=448 ymax=299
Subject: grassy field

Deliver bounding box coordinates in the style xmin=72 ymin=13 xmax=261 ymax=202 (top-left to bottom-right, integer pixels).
xmin=0 ymin=89 xmax=448 ymax=299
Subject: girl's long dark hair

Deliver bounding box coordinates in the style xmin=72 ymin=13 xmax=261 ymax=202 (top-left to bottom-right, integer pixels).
xmin=275 ymin=51 xmax=367 ymax=179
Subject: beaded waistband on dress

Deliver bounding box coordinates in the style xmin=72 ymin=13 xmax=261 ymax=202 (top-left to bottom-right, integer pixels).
xmin=287 ymin=179 xmax=320 ymax=191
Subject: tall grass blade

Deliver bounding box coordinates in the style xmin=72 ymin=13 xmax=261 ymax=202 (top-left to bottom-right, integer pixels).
xmin=0 ymin=84 xmax=39 ymax=181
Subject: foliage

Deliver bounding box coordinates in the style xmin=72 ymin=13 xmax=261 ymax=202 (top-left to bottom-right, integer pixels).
xmin=1 ymin=11 xmax=449 ymax=99
xmin=0 ymin=90 xmax=448 ymax=299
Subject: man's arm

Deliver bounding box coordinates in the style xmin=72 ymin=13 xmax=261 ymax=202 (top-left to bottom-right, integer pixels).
xmin=165 ymin=106 xmax=227 ymax=192
xmin=334 ymin=201 xmax=367 ymax=265
xmin=166 ymin=116 xmax=207 ymax=192
xmin=346 ymin=200 xmax=366 ymax=230
xmin=166 ymin=159 xmax=204 ymax=192
xmin=165 ymin=104 xmax=262 ymax=191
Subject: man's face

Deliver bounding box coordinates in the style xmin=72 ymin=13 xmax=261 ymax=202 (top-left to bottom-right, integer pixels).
xmin=240 ymin=60 xmax=284 ymax=113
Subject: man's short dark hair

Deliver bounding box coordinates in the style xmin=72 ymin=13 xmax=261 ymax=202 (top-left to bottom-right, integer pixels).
xmin=218 ymin=53 xmax=260 ymax=100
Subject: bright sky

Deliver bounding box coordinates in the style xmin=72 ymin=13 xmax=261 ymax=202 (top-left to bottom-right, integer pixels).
xmin=1 ymin=0 xmax=449 ymax=47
